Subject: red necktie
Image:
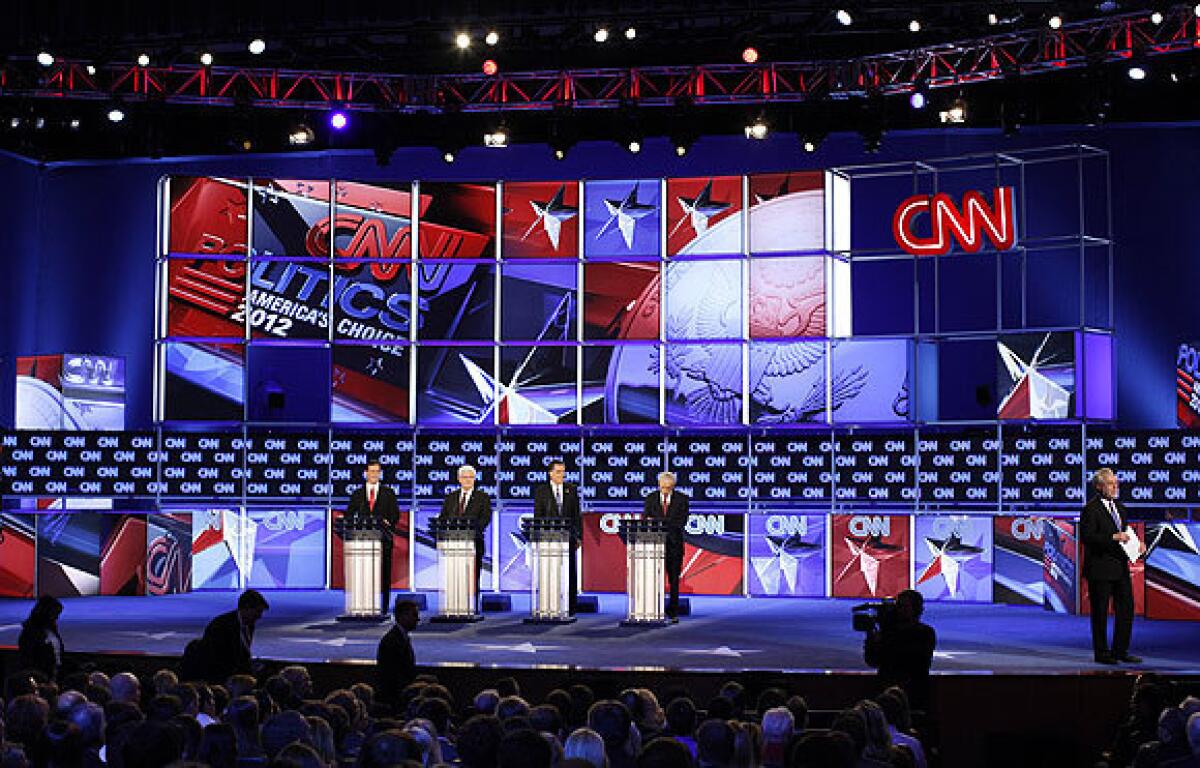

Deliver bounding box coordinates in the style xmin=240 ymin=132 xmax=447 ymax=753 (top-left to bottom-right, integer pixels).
xmin=368 ymin=486 xmax=376 ymax=511
xmin=459 ymin=492 xmax=467 ymax=515
xmin=662 ymin=494 xmax=669 ymax=516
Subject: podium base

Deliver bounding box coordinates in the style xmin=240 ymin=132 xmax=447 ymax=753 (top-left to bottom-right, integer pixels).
xmin=336 ymin=613 xmax=389 ymax=623
xmin=523 ymin=615 xmax=577 ymax=625
xmin=430 ymin=614 xmax=485 ymax=624
xmin=621 ymin=618 xmax=672 ymax=628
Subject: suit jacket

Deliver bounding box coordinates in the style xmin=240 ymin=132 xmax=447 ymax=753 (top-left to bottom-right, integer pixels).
xmin=1080 ymin=494 xmax=1133 ymax=581
xmin=533 ymin=482 xmax=582 ymax=539
xmin=643 ymin=490 xmax=690 ymax=548
xmin=376 ymin=624 xmax=416 ymax=708
xmin=346 ymin=483 xmax=401 ymax=531
xmin=200 ymin=609 xmax=253 ymax=683
xmin=437 ymin=487 xmax=492 ymax=542
xmin=17 ymin=624 xmax=63 ymax=680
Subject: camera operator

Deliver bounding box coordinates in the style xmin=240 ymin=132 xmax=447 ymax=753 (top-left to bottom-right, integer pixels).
xmin=862 ymin=589 xmax=937 ymax=709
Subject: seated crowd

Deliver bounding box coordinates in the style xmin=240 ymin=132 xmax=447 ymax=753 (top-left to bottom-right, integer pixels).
xmin=1098 ymin=673 xmax=1200 ymax=768
xmin=0 ymin=663 xmax=932 ymax=768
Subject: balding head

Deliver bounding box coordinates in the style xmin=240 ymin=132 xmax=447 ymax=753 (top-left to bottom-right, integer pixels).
xmin=110 ymin=673 xmax=141 ymax=705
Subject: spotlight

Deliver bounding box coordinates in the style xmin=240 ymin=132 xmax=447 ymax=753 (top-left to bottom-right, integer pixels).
xmin=624 ymin=26 xmax=637 ymax=40
xmin=484 ymin=126 xmax=508 ymax=147
xmin=329 ymin=111 xmax=348 ymax=131
xmin=835 ymin=9 xmax=853 ymax=26
xmin=34 ymin=117 xmax=45 ymax=130
xmin=1150 ymin=11 xmax=1163 ymax=24
xmin=801 ymin=136 xmax=822 ymax=153
xmin=106 ymin=107 xmax=125 ymax=123
xmin=908 ymin=19 xmax=921 ymax=32
xmin=909 ymin=90 xmax=927 ymax=110
xmin=744 ymin=115 xmax=769 ymax=140
xmin=939 ymin=97 xmax=967 ymax=124
xmin=1127 ymin=64 xmax=1147 ymax=81
xmin=200 ymin=51 xmax=214 ymax=66
xmin=1195 ymin=4 xmax=1200 ymax=18
xmin=485 ymin=30 xmax=500 ymax=46
xmin=672 ymin=132 xmax=695 ymax=156
xmin=86 ymin=64 xmax=96 ymax=75
xmin=482 ymin=59 xmax=498 ymax=75
xmin=1048 ymin=14 xmax=1063 ymax=29
xmin=68 ymin=118 xmax=81 ymax=130
xmin=675 ymin=143 xmax=688 ymax=156
xmin=37 ymin=51 xmax=54 ymax=67
xmin=137 ymin=53 xmax=150 ymax=67
xmin=248 ymin=38 xmax=266 ymax=55
xmin=288 ymin=123 xmax=315 ymax=146
xmin=594 ymin=27 xmax=609 ymax=43
xmin=1170 ymin=70 xmax=1181 ymax=83
xmin=443 ymin=150 xmax=456 ymax=163
xmin=987 ymin=12 xmax=999 ymax=25
xmin=626 ymin=139 xmax=641 ymax=153
xmin=8 ymin=117 xmax=20 ymax=129
xmin=742 ymin=47 xmax=759 ymax=64
xmin=455 ymin=32 xmax=472 ymax=49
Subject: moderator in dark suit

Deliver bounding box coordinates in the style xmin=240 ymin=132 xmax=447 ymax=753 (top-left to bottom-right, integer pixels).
xmin=532 ymin=463 xmax=583 ymax=614
xmin=1080 ymin=473 xmax=1137 ymax=662
xmin=346 ymin=465 xmax=401 ymax=614
xmin=644 ymin=481 xmax=690 ymax=619
xmin=437 ymin=480 xmax=492 ymax=590
xmin=198 ymin=590 xmax=267 ymax=684
xmin=376 ymin=600 xmax=419 ymax=710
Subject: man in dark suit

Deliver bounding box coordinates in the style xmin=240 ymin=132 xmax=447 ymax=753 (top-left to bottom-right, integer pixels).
xmin=346 ymin=459 xmax=401 ymax=615
xmin=437 ymin=464 xmax=492 ymax=591
xmin=198 ymin=589 xmax=269 ymax=684
xmin=376 ymin=598 xmax=420 ymax=711
xmin=643 ymin=471 xmax=690 ymax=622
xmin=1080 ymin=467 xmax=1145 ymax=665
xmin=533 ymin=459 xmax=582 ymax=614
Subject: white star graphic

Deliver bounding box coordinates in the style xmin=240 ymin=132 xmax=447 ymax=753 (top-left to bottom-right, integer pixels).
xmin=917 ymin=538 xmax=963 ymax=596
xmin=468 ymin=642 xmax=567 ymax=654
xmin=838 ymin=538 xmax=881 ymax=596
xmin=283 ymin=636 xmax=375 ymax=648
xmin=669 ymin=179 xmax=731 ymax=240
xmin=676 ymin=646 xmax=762 ymax=658
xmin=120 ymin=631 xmax=185 ymax=641
xmin=597 ymin=184 xmax=657 ymax=249
xmin=521 ymin=185 xmax=577 ymax=250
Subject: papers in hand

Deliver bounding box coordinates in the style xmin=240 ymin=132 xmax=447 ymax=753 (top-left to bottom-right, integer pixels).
xmin=1120 ymin=526 xmax=1142 ymax=563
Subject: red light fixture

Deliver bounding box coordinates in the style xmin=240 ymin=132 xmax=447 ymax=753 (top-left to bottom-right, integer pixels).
xmin=482 ymin=59 xmax=498 ymax=75
xmin=742 ymin=47 xmax=759 ymax=64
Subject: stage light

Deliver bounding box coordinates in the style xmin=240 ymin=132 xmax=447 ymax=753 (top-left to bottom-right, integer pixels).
xmin=742 ymin=47 xmax=759 ymax=64
xmin=744 ymin=116 xmax=769 ymax=140
xmin=455 ymin=32 xmax=472 ymax=49
xmin=484 ymin=126 xmax=508 ymax=147
xmin=594 ymin=27 xmax=610 ymax=43
xmin=1127 ymin=64 xmax=1147 ymax=81
xmin=802 ymin=138 xmax=820 ymax=152
xmin=909 ymin=91 xmax=927 ymax=110
xmin=329 ymin=111 xmax=348 ymax=130
xmin=674 ymin=144 xmax=688 ymax=156
xmin=1048 ymin=14 xmax=1063 ymax=29
xmin=200 ymin=52 xmax=214 ymax=66
xmin=909 ymin=19 xmax=921 ymax=32
xmin=1150 ymin=11 xmax=1164 ymax=24
xmin=8 ymin=117 xmax=20 ymax=129
xmin=68 ymin=118 xmax=81 ymax=130
xmin=37 ymin=51 xmax=54 ymax=67
xmin=288 ymin=123 xmax=315 ymax=146
xmin=626 ymin=139 xmax=641 ymax=153
xmin=1195 ymin=3 xmax=1200 ymax=18
xmin=987 ymin=12 xmax=999 ymax=25
xmin=1170 ymin=70 xmax=1181 ymax=83
xmin=624 ymin=26 xmax=637 ymax=40
xmin=249 ymin=38 xmax=266 ymax=55
xmin=137 ymin=53 xmax=150 ymax=67
xmin=553 ymin=148 xmax=566 ymax=160
xmin=485 ymin=30 xmax=500 ymax=46
xmin=482 ymin=59 xmax=498 ymax=75
xmin=106 ymin=107 xmax=125 ymax=123
xmin=34 ymin=117 xmax=45 ymax=130
xmin=443 ymin=150 xmax=456 ymax=163
xmin=836 ymin=9 xmax=853 ymax=26
xmin=86 ymin=64 xmax=96 ymax=75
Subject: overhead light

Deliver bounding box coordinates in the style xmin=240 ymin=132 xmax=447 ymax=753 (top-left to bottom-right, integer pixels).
xmin=553 ymin=148 xmax=566 ymax=160
xmin=744 ymin=116 xmax=769 ymax=140
xmin=624 ymin=26 xmax=637 ymax=40
xmin=940 ymin=97 xmax=967 ymax=124
xmin=835 ymin=9 xmax=853 ymax=26
xmin=801 ymin=137 xmax=821 ymax=153
xmin=248 ymin=38 xmax=266 ymax=55
xmin=443 ymin=150 xmax=457 ymax=163
xmin=485 ymin=30 xmax=500 ymax=46
xmin=288 ymin=123 xmax=315 ymax=146
xmin=482 ymin=59 xmax=498 ymax=76
xmin=1170 ymin=70 xmax=1181 ymax=83
xmin=594 ymin=27 xmax=610 ymax=43
xmin=1150 ymin=11 xmax=1164 ymax=25
xmin=8 ymin=117 xmax=20 ymax=129
xmin=68 ymin=118 xmax=81 ymax=130
xmin=200 ymin=52 xmax=214 ymax=66
xmin=908 ymin=19 xmax=921 ymax=33
xmin=106 ymin=107 xmax=125 ymax=123
xmin=37 ymin=51 xmax=54 ymax=67
xmin=328 ymin=111 xmax=348 ymax=131
xmin=1127 ymin=64 xmax=1147 ymax=81
xmin=909 ymin=90 xmax=927 ymax=110
xmin=987 ymin=12 xmax=999 ymax=25
xmin=34 ymin=117 xmax=45 ymax=130
xmin=1195 ymin=4 xmax=1200 ymax=18
xmin=626 ymin=139 xmax=641 ymax=153
xmin=136 ymin=53 xmax=150 ymax=67
xmin=1048 ymin=15 xmax=1063 ymax=30
xmin=742 ymin=47 xmax=759 ymax=64
xmin=455 ymin=32 xmax=472 ymax=49
xmin=484 ymin=127 xmax=508 ymax=147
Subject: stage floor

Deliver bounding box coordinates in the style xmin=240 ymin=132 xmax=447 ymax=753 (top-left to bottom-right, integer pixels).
xmin=2 ymin=592 xmax=1197 ymax=675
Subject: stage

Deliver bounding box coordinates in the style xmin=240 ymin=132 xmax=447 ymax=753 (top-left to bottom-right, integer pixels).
xmin=2 ymin=592 xmax=1198 ymax=675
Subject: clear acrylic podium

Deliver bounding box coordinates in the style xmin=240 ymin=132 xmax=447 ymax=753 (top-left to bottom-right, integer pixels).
xmin=335 ymin=517 xmax=393 ymax=622
xmin=522 ymin=518 xmax=576 ymax=624
xmin=430 ymin=517 xmax=484 ymax=623
xmin=620 ymin=518 xmax=670 ymax=626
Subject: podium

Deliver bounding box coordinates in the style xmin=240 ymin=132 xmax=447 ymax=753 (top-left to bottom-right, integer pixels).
xmin=620 ymin=518 xmax=670 ymax=626
xmin=430 ymin=517 xmax=484 ymax=623
xmin=335 ymin=517 xmax=393 ymax=622
xmin=522 ymin=518 xmax=576 ymax=624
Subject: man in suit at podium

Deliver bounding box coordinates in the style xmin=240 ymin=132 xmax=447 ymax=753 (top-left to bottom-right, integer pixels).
xmin=1080 ymin=467 xmax=1145 ymax=665
xmin=438 ymin=464 xmax=492 ymax=591
xmin=346 ymin=459 xmax=401 ymax=615
xmin=533 ymin=459 xmax=582 ymax=614
xmin=644 ymin=471 xmax=690 ymax=622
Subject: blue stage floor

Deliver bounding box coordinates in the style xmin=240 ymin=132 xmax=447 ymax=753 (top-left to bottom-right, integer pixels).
xmin=2 ymin=592 xmax=1197 ymax=674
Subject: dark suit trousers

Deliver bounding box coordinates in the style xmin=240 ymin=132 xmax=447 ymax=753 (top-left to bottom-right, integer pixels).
xmin=1087 ymin=575 xmax=1133 ymax=655
xmin=665 ymin=542 xmax=683 ymax=616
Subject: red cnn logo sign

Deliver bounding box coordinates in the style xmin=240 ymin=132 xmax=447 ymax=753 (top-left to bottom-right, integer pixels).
xmin=892 ymin=187 xmax=1016 ymax=256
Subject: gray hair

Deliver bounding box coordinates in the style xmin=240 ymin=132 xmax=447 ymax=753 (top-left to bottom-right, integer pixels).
xmin=761 ymin=707 xmax=795 ymax=742
xmin=1092 ymin=467 xmax=1115 ymax=487
xmin=458 ymin=464 xmax=477 ymax=478
xmin=657 ymin=471 xmax=676 ymax=483
xmin=564 ymin=728 xmax=608 ymax=768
